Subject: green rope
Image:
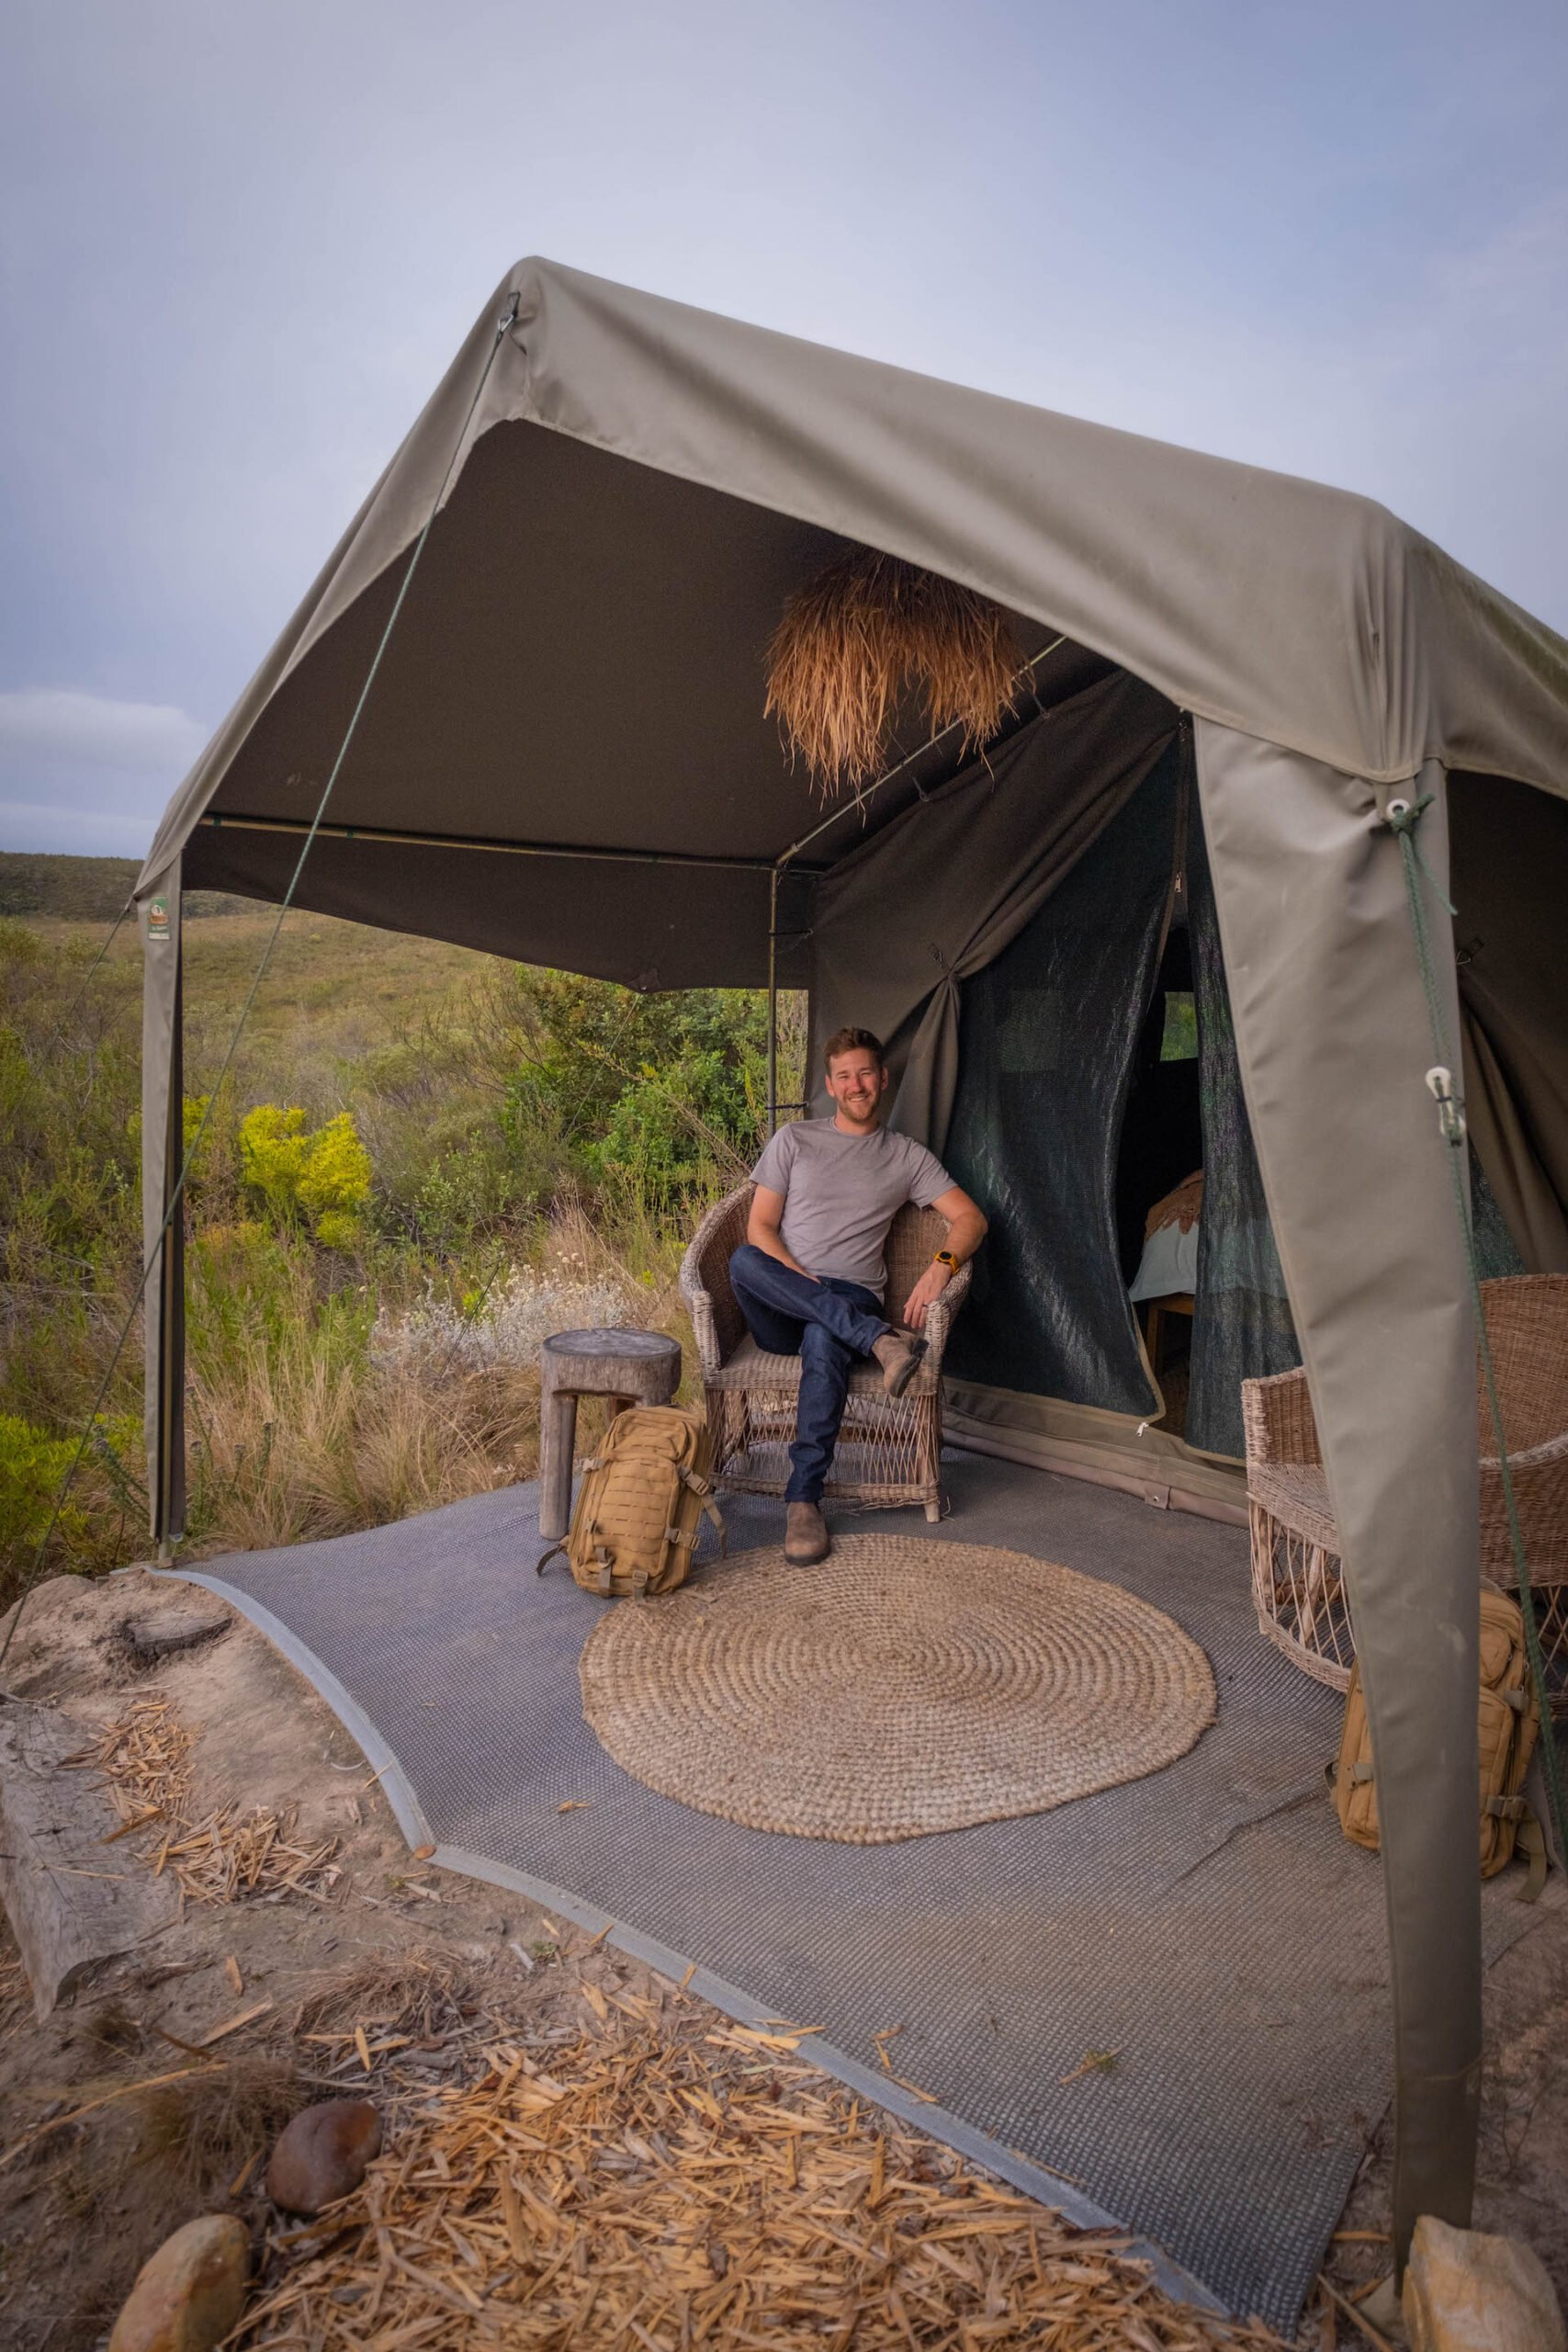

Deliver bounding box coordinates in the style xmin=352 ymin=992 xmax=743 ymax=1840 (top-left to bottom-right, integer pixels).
xmin=51 ymin=892 xmax=136 ymax=1043
xmin=1386 ymin=794 xmax=1567 ymax=1867
xmin=0 ymin=289 xmax=522 ymax=1679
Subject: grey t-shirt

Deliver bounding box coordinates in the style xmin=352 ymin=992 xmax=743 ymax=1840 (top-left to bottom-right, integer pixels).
xmin=750 ymin=1119 xmax=955 ymax=1293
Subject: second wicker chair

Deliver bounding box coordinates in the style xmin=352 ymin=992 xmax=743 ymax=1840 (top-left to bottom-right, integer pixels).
xmin=1242 ymin=1273 xmax=1568 ymax=1700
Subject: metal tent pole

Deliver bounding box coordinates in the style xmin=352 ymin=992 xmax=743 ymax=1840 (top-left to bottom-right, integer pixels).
xmin=766 ymin=867 xmax=780 ymax=1136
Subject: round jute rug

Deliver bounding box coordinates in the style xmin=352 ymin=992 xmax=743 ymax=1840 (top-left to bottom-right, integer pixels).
xmin=578 ymin=1533 xmax=1216 ymax=1843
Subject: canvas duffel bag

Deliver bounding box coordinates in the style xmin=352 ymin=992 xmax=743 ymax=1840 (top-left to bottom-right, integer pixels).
xmin=1331 ymin=1584 xmax=1544 ymax=1893
xmin=536 ymin=1404 xmax=725 ymax=1598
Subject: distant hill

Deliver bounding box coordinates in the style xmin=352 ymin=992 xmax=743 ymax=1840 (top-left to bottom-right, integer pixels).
xmin=0 ymin=852 xmax=251 ymax=922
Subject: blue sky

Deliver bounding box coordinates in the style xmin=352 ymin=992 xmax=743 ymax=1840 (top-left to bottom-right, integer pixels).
xmin=3 ymin=0 xmax=1565 ymax=857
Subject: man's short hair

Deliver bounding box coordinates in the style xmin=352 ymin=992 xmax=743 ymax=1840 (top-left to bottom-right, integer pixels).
xmin=823 ymin=1026 xmax=886 ymax=1072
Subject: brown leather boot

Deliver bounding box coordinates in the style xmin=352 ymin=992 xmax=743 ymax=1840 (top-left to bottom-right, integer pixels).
xmin=872 ymin=1329 xmax=928 ymax=1398
xmin=784 ymin=1500 xmax=830 ymax=1565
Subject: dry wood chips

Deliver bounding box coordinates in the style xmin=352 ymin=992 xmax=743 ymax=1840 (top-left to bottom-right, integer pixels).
xmin=239 ymin=2007 xmax=1288 ymax=2350
xmin=68 ymin=1696 xmax=339 ymax=1906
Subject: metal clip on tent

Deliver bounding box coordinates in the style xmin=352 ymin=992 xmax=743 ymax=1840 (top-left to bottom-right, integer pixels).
xmin=1426 ymin=1065 xmax=1466 ymax=1148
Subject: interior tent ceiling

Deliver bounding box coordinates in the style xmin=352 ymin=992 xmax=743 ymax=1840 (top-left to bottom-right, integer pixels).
xmin=183 ymin=424 xmax=1112 ymax=986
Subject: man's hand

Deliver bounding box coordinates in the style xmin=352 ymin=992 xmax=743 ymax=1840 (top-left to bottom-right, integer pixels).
xmin=901 ymin=1260 xmax=951 ymax=1332
xmin=899 ymin=1188 xmax=987 ymax=1329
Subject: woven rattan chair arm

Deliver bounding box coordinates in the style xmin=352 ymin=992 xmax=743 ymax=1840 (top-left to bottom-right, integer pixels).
xmin=1481 ymin=1430 xmax=1568 ymax=1474
xmin=1240 ymin=1364 xmax=1320 ymax=1471
xmin=922 ymin=1254 xmax=974 ymax=1368
xmin=1480 ymin=1446 xmax=1568 ymax=1587
xmin=680 ymin=1183 xmax=754 ymax=1373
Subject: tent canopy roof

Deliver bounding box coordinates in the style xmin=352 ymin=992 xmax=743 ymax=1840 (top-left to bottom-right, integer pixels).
xmin=141 ymin=256 xmax=1568 ymax=986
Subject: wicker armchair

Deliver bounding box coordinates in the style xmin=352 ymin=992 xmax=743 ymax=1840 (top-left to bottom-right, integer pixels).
xmin=1243 ymin=1274 xmax=1568 ymax=1699
xmin=679 ymin=1182 xmax=973 ymax=1520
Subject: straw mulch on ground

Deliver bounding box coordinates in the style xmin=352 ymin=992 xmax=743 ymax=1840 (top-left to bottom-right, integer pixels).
xmin=237 ymin=2004 xmax=1289 ymax=2350
xmin=67 ymin=1695 xmax=340 ymax=1906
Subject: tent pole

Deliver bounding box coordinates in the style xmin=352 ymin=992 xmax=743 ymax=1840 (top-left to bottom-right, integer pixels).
xmin=198 ymin=812 xmax=792 ymax=875
xmin=140 ymin=858 xmax=186 ymax=1555
xmin=766 ymin=865 xmax=780 ymax=1136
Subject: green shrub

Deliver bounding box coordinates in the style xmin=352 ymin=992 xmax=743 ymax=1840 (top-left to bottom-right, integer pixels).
xmin=502 ymin=972 xmax=770 ymax=1207
xmin=0 ymin=1414 xmax=90 ymax=1569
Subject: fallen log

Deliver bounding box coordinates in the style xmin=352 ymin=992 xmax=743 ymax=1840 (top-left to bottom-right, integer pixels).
xmin=0 ymin=1701 xmax=179 ymax=2017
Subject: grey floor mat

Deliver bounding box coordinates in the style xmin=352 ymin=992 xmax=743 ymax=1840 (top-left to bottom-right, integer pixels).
xmin=172 ymin=1454 xmax=1532 ymax=2332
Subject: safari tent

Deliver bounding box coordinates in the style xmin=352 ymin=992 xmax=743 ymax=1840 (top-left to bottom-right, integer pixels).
xmin=136 ymin=258 xmax=1568 ymax=2263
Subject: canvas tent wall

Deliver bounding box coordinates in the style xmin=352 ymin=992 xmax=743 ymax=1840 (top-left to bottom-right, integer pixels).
xmin=137 ymin=257 xmax=1568 ymax=2262
xmin=806 ymin=701 xmax=1544 ymax=1501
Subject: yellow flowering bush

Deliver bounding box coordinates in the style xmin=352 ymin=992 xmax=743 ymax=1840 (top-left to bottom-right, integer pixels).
xmin=240 ymin=1104 xmax=372 ymax=1247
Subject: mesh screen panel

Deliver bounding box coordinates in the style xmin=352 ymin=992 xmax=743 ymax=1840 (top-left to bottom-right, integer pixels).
xmin=943 ymin=744 xmax=1180 ymax=1413
xmin=1186 ymin=800 xmax=1301 ymax=1457
xmin=1472 ymin=1148 xmax=1529 ymax=1278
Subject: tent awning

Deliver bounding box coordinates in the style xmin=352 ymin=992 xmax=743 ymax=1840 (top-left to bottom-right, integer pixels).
xmin=141 ymin=257 xmax=1568 ymax=981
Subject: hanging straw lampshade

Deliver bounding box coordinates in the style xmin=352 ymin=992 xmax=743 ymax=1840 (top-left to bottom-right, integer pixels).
xmin=764 ymin=548 xmax=1027 ymax=797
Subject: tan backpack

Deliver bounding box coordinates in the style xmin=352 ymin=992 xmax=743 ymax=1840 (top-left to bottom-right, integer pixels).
xmin=536 ymin=1405 xmax=725 ymax=1598
xmin=1332 ymin=1585 xmax=1544 ymax=1893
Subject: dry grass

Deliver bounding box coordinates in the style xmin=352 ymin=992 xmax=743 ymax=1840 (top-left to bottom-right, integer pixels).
xmin=70 ymin=1695 xmax=340 ymax=1905
xmin=184 ymin=1204 xmax=693 ymax=1563
xmin=130 ymin=2051 xmax=307 ymax=2200
xmin=191 ymin=1340 xmax=536 ymax=1557
xmin=765 ymin=548 xmax=1026 ymax=795
xmin=294 ymin=1953 xmax=469 ymax=2044
xmin=236 ymin=2011 xmax=1289 ymax=2350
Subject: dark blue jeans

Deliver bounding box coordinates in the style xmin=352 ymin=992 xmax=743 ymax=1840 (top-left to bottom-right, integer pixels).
xmin=728 ymin=1244 xmax=890 ymax=1505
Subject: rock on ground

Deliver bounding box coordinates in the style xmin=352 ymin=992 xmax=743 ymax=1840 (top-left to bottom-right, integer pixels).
xmin=1404 ymin=2213 xmax=1567 ymax=2352
xmin=107 ymin=2213 xmax=249 ymax=2352
xmin=266 ymin=2098 xmax=383 ymax=2214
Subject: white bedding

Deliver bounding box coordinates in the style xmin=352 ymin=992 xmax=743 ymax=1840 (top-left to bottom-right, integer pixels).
xmin=1130 ymin=1217 xmax=1200 ymax=1303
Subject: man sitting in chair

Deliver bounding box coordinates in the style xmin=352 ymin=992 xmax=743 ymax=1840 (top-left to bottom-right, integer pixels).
xmin=729 ymin=1028 xmax=988 ymax=1565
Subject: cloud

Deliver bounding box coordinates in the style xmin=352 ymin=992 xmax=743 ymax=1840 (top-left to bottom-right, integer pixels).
xmin=0 ymin=689 xmax=209 ymax=775
xmin=0 ymin=801 xmax=159 ymax=856
xmin=0 ymin=689 xmax=210 ymax=858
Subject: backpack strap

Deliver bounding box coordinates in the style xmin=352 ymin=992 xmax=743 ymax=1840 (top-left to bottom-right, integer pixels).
xmin=679 ymin=1466 xmax=728 ymax=1557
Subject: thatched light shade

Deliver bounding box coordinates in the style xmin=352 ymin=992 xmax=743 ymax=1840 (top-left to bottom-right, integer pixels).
xmin=764 ymin=548 xmax=1026 ymax=796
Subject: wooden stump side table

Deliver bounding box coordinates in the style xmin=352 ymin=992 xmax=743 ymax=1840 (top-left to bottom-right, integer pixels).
xmin=537 ymin=1328 xmax=682 ymax=1542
